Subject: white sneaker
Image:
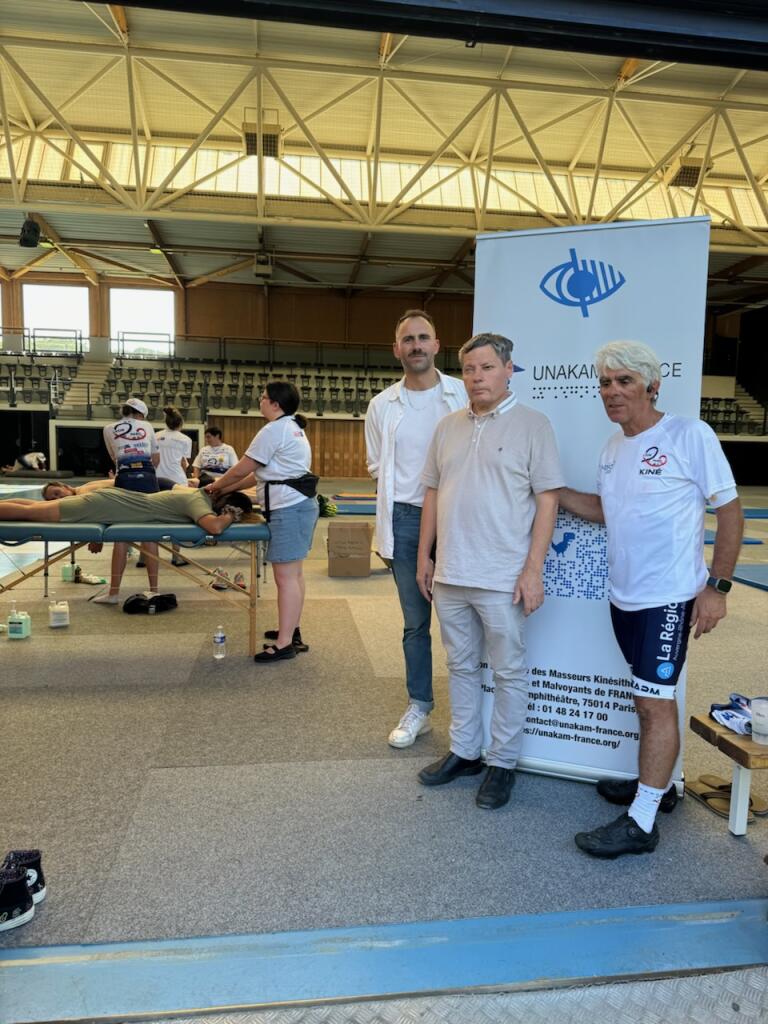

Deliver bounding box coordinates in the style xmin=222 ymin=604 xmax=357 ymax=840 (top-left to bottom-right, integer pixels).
xmin=90 ymin=590 xmax=119 ymax=605
xmin=388 ymin=704 xmax=432 ymax=748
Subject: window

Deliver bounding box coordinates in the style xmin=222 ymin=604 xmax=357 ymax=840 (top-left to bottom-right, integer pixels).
xmin=22 ymin=284 xmax=90 ymax=353
xmin=110 ymin=288 xmax=175 ymax=357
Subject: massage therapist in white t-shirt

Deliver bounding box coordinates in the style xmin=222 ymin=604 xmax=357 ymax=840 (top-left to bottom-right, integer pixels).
xmin=205 ymin=381 xmax=318 ymax=664
xmin=560 ymin=341 xmax=744 ymax=860
xmin=365 ymin=310 xmax=467 ymax=751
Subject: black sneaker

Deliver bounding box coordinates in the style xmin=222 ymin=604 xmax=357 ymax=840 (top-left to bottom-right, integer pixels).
xmin=0 ymin=865 xmax=34 ymax=932
xmin=2 ymin=849 xmax=46 ymax=904
xmin=596 ymin=778 xmax=678 ymax=813
xmin=575 ymin=812 xmax=659 ymax=859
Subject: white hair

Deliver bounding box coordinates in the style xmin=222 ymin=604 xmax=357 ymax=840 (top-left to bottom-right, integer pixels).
xmin=595 ymin=340 xmax=661 ymax=389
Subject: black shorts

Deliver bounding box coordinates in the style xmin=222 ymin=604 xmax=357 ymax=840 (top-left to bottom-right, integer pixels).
xmin=610 ymin=599 xmax=695 ymax=700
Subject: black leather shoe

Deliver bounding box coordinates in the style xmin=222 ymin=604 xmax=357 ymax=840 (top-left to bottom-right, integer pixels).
xmin=476 ymin=766 xmax=515 ymax=810
xmin=596 ymin=778 xmax=678 ymax=813
xmin=264 ymin=628 xmax=309 ymax=653
xmin=575 ymin=812 xmax=659 ymax=859
xmin=418 ymin=752 xmax=484 ymax=787
xmin=253 ymin=643 xmax=296 ymax=663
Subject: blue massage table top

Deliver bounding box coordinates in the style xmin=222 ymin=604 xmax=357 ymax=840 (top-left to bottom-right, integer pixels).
xmin=0 ymin=522 xmax=270 ymax=546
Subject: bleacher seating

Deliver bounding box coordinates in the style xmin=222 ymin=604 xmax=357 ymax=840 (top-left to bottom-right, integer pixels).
xmin=700 ymin=396 xmax=755 ymax=434
xmin=0 ymin=351 xmax=432 ymax=421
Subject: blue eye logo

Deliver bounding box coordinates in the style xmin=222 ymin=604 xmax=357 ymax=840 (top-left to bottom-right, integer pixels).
xmin=540 ymin=248 xmax=626 ymax=318
xmin=656 ymin=662 xmax=675 ymax=680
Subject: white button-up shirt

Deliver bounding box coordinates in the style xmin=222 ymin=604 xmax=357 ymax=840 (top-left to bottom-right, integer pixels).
xmin=365 ymin=371 xmax=467 ymax=558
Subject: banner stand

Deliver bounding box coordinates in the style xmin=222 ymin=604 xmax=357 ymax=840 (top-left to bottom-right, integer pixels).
xmin=474 ymin=217 xmax=710 ymax=786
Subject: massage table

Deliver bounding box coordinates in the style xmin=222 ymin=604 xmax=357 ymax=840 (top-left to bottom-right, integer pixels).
xmin=0 ymin=521 xmax=270 ymax=656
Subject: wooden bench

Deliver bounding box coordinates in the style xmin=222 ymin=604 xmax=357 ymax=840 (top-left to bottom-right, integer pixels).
xmin=690 ymin=713 xmax=768 ymax=835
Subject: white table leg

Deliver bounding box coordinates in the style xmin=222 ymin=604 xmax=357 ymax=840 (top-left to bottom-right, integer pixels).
xmin=729 ymin=764 xmax=752 ymax=835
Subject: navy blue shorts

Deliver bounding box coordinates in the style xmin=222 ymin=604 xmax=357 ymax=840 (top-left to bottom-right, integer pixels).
xmin=610 ymin=599 xmax=695 ymax=700
xmin=115 ymin=460 xmax=159 ymax=494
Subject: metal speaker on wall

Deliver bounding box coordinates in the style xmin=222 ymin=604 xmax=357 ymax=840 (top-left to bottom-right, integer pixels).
xmin=19 ymin=219 xmax=41 ymax=248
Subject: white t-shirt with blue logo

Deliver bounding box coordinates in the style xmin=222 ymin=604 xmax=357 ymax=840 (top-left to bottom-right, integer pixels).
xmin=103 ymin=417 xmax=158 ymax=468
xmin=597 ymin=413 xmax=737 ymax=611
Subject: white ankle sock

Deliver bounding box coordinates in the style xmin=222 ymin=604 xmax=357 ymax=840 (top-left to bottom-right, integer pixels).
xmin=91 ymin=591 xmax=119 ymax=605
xmin=629 ymin=782 xmax=666 ymax=832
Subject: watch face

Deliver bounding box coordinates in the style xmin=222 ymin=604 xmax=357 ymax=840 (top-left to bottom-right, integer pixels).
xmin=709 ymin=576 xmax=732 ymax=594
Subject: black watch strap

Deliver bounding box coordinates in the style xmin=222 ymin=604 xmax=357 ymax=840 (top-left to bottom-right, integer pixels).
xmin=707 ymin=575 xmax=732 ymax=594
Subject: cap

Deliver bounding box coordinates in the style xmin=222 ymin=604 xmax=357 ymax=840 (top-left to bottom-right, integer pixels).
xmin=125 ymin=397 xmax=148 ymax=417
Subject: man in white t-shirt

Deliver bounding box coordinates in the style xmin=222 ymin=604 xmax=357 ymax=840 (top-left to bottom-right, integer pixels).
xmin=415 ymin=333 xmax=563 ymax=811
xmin=192 ymin=427 xmax=238 ymax=478
xmin=560 ymin=340 xmax=744 ymax=859
xmin=365 ymin=310 xmax=467 ymax=749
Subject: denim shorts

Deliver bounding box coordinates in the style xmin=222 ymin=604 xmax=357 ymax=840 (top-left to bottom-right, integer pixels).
xmin=266 ymin=497 xmax=319 ymax=564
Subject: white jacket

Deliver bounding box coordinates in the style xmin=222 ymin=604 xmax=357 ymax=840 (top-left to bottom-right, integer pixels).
xmin=365 ymin=371 xmax=467 ymax=558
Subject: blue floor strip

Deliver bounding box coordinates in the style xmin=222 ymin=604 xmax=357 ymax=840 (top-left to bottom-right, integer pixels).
xmin=734 ymin=563 xmax=768 ymax=592
xmin=706 ymin=507 xmax=768 ymax=519
xmin=2 ymin=899 xmax=767 ymax=1023
xmin=704 ymin=529 xmax=762 ymax=544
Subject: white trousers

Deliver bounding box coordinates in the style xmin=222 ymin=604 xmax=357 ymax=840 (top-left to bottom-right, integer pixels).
xmin=433 ymin=583 xmax=528 ymax=769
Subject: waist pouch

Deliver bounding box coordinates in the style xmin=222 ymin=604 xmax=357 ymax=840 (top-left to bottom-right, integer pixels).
xmin=122 ymin=593 xmax=178 ymax=615
xmin=263 ymin=473 xmax=319 ymax=522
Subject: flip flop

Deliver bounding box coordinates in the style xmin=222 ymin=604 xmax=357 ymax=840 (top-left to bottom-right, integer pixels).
xmin=684 ymin=779 xmax=755 ymax=824
xmin=697 ymin=774 xmax=768 ymax=816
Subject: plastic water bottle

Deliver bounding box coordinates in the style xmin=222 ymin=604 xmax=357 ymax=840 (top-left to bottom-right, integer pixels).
xmin=213 ymin=625 xmax=226 ymax=660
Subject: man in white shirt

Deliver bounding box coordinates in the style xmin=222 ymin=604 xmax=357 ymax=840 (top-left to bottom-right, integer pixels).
xmin=365 ymin=310 xmax=467 ymax=748
xmin=416 ymin=333 xmax=563 ymax=811
xmin=560 ymin=340 xmax=744 ymax=858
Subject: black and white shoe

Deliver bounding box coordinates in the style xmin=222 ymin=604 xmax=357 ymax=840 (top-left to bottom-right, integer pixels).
xmin=2 ymin=849 xmax=46 ymax=904
xmin=597 ymin=778 xmax=678 ymax=813
xmin=575 ymin=812 xmax=659 ymax=859
xmin=0 ymin=865 xmax=34 ymax=932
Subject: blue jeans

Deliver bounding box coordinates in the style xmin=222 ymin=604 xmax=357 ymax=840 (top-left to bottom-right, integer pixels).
xmin=391 ymin=502 xmax=433 ymax=711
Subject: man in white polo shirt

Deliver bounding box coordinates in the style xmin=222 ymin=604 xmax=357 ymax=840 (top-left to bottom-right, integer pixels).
xmin=560 ymin=340 xmax=743 ymax=858
xmin=365 ymin=310 xmax=467 ymax=749
xmin=416 ymin=332 xmax=563 ymax=810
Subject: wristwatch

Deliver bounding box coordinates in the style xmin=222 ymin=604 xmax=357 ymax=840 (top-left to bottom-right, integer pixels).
xmin=706 ymin=576 xmax=732 ymax=594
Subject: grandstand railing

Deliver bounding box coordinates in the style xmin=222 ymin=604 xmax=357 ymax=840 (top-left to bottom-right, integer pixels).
xmin=114 ymin=332 xmax=174 ymax=359
xmin=31 ymin=328 xmax=86 ymax=357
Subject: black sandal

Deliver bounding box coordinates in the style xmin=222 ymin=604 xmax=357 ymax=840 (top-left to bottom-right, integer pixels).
xmin=254 ymin=643 xmax=296 ymax=663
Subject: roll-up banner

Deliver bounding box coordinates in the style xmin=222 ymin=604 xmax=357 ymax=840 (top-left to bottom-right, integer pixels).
xmin=474 ymin=217 xmax=710 ymax=783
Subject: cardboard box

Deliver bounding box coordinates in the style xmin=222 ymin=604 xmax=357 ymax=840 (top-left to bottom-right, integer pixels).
xmin=327 ymin=521 xmax=373 ymax=577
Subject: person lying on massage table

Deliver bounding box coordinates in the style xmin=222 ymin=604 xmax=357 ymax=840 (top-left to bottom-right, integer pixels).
xmin=0 ymin=487 xmax=253 ymax=532
xmin=38 ymin=475 xmax=260 ymax=501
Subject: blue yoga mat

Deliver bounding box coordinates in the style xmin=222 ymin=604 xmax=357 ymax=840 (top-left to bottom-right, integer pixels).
xmin=335 ymin=502 xmax=376 ymax=515
xmin=733 ymin=563 xmax=768 ymax=592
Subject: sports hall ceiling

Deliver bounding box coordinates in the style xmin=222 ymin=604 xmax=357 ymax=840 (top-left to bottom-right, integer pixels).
xmin=0 ymin=1 xmax=767 ymax=312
